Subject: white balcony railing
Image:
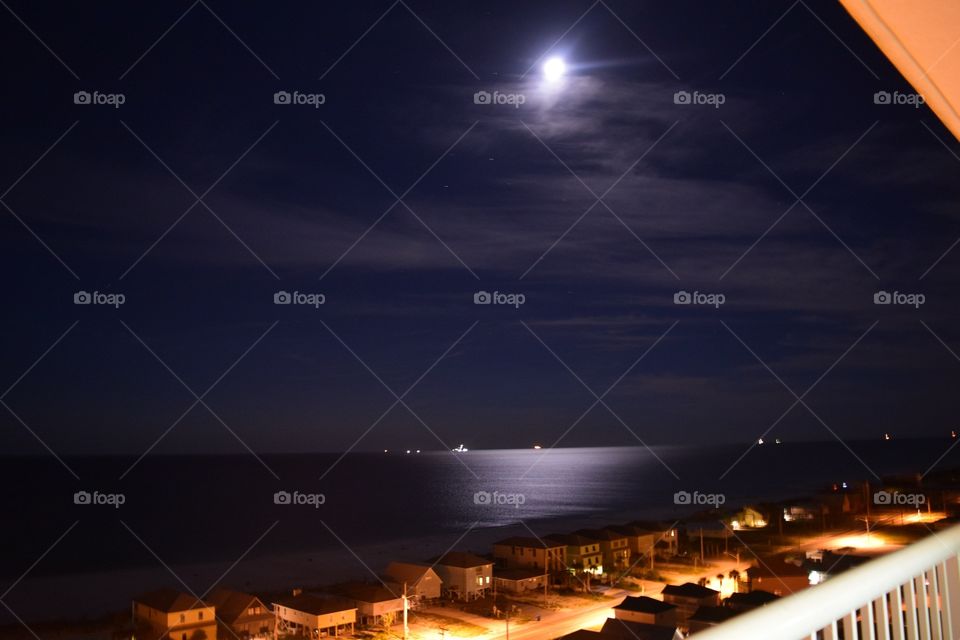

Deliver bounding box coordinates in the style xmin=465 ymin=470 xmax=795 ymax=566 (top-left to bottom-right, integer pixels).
xmin=694 ymin=524 xmax=960 ymax=640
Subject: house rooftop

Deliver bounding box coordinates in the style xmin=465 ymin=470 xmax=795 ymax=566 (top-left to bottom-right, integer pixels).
xmin=726 ymin=590 xmax=780 ymax=607
xmin=544 ymin=533 xmax=599 ymax=547
xmin=748 ymin=555 xmax=810 ymax=579
xmin=274 ymin=593 xmax=356 ymax=616
xmin=613 ymin=596 xmax=676 ymax=614
xmin=493 ymin=536 xmax=563 ymax=548
xmin=558 ymin=630 xmax=607 ymax=640
xmin=384 ymin=561 xmax=438 ymax=584
xmin=329 ymin=582 xmax=402 ymax=603
xmin=689 ymin=605 xmax=737 ymax=624
xmin=811 ymin=552 xmax=871 ymax=575
xmin=134 ymin=589 xmax=209 ymax=613
xmin=432 ymin=552 xmax=492 ymax=568
xmin=661 ymin=582 xmax=719 ymax=599
xmin=206 ymin=588 xmax=270 ymax=623
xmin=606 ymin=524 xmax=655 ymax=537
xmin=601 ymin=618 xmax=680 ymax=640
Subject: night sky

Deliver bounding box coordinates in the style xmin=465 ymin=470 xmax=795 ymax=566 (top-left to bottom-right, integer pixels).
xmin=3 ymin=0 xmax=960 ymax=458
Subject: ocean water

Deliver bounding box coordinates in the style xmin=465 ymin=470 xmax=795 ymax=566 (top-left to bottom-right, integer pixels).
xmin=1 ymin=440 xmax=958 ymax=622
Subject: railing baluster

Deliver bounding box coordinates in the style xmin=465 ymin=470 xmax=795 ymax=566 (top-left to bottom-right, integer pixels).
xmin=916 ymin=574 xmax=932 ymax=640
xmin=929 ymin=566 xmax=943 ymax=640
xmin=824 ymin=619 xmax=838 ymax=640
xmin=905 ymin=579 xmax=920 ymax=640
xmin=845 ymin=609 xmax=860 ymax=640
xmin=942 ymin=555 xmax=960 ymax=639
xmin=876 ymin=593 xmax=891 ymax=640
xmin=892 ymin=584 xmax=906 ymax=640
xmin=863 ymin=600 xmax=877 ymax=640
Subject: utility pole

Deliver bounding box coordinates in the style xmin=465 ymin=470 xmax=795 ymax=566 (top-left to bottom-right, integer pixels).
xmin=403 ymin=582 xmax=409 ymax=640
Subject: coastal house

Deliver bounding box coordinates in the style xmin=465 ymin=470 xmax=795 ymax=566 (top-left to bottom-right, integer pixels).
xmin=660 ymin=583 xmax=720 ymax=626
xmin=746 ymin=555 xmax=812 ymax=596
xmin=132 ymin=588 xmax=217 ymax=640
xmin=558 ymin=631 xmax=607 ymax=640
xmin=806 ymin=552 xmax=871 ymax=584
xmin=492 ymin=536 xmax=567 ymax=574
xmin=612 ymin=596 xmax=678 ymax=626
xmin=724 ymin=589 xmax=779 ymax=613
xmin=606 ymin=525 xmax=657 ymax=567
xmin=601 ymin=618 xmax=684 ymax=640
xmin=726 ymin=506 xmax=767 ymax=529
xmin=493 ymin=567 xmax=549 ymax=594
xmin=782 ymin=500 xmax=821 ymax=522
xmin=684 ymin=519 xmax=733 ymax=540
xmin=206 ymin=588 xmax=274 ymax=638
xmin=430 ymin=552 xmax=493 ymax=600
xmin=273 ymin=593 xmax=356 ymax=637
xmin=625 ymin=521 xmax=679 ymax=556
xmin=383 ymin=562 xmax=441 ymax=601
xmin=687 ymin=605 xmax=737 ymax=633
xmin=329 ymin=583 xmax=403 ymax=626
xmin=573 ymin=529 xmax=631 ymax=575
xmin=684 ymin=520 xmax=734 ymax=557
xmin=543 ymin=533 xmax=603 ymax=576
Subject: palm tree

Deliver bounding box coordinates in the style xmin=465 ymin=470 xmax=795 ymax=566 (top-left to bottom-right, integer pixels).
xmin=729 ymin=569 xmax=741 ymax=592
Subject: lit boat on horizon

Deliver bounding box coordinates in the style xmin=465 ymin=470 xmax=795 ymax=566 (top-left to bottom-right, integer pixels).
xmin=452 ymin=444 xmax=468 ymax=452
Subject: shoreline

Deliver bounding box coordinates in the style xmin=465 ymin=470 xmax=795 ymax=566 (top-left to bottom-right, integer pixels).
xmin=1 ymin=506 xmax=673 ymax=624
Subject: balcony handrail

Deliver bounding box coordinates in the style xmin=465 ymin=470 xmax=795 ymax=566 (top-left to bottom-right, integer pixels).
xmin=693 ymin=523 xmax=960 ymax=639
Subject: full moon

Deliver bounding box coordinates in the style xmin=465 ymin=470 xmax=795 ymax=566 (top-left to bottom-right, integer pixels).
xmin=543 ymin=56 xmax=566 ymax=81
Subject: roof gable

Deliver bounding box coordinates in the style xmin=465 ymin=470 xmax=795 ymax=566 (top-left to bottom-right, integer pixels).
xmin=134 ymin=589 xmax=210 ymax=613
xmin=661 ymin=582 xmax=719 ymax=599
